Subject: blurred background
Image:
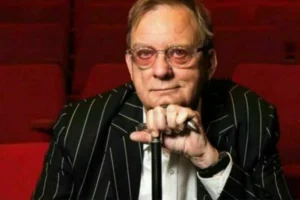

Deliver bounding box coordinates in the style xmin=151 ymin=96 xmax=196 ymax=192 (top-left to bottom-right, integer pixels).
xmin=0 ymin=0 xmax=299 ymax=199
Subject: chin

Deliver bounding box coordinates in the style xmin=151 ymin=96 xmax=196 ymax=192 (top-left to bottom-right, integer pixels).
xmin=150 ymin=96 xmax=187 ymax=108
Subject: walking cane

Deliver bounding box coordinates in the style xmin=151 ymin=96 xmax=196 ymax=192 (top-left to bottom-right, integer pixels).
xmin=151 ymin=134 xmax=162 ymax=200
xmin=137 ymin=121 xmax=198 ymax=200
xmin=137 ymin=106 xmax=199 ymax=200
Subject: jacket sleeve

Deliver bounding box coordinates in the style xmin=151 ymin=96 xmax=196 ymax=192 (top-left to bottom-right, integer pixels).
xmin=32 ymin=104 xmax=74 ymax=199
xmin=219 ymin=108 xmax=292 ymax=200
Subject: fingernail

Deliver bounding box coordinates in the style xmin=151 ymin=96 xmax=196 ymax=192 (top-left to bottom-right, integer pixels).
xmin=152 ymin=131 xmax=159 ymax=138
xmin=130 ymin=132 xmax=137 ymax=140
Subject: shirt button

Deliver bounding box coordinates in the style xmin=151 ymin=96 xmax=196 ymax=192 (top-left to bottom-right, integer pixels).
xmin=169 ymin=169 xmax=174 ymax=175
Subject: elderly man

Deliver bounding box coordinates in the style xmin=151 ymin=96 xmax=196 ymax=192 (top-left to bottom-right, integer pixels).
xmin=33 ymin=0 xmax=291 ymax=199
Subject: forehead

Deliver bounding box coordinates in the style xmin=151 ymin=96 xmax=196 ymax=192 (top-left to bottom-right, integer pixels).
xmin=131 ymin=5 xmax=199 ymax=47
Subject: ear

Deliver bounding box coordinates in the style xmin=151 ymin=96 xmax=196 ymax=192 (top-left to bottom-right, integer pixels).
xmin=206 ymin=49 xmax=218 ymax=80
xmin=125 ymin=54 xmax=134 ymax=80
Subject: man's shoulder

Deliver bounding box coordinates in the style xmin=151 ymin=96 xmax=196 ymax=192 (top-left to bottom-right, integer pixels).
xmin=204 ymin=79 xmax=274 ymax=120
xmin=58 ymin=83 xmax=137 ymax=134
xmin=53 ymin=83 xmax=137 ymax=146
xmin=210 ymin=78 xmax=272 ymax=103
xmin=67 ymin=83 xmax=136 ymax=113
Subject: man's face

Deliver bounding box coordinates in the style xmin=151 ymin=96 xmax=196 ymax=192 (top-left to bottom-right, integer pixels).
xmin=126 ymin=5 xmax=215 ymax=110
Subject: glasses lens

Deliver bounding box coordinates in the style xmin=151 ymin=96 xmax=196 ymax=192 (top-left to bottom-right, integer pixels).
xmin=132 ymin=48 xmax=155 ymax=67
xmin=167 ymin=47 xmax=191 ymax=67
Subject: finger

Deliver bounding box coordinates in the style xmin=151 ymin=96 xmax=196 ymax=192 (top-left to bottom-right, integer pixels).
xmin=151 ymin=130 xmax=160 ymax=138
xmin=166 ymin=104 xmax=187 ymax=134
xmin=146 ymin=109 xmax=155 ymax=131
xmin=163 ymin=132 xmax=208 ymax=156
xmin=166 ymin=105 xmax=178 ymax=130
xmin=130 ymin=131 xmax=151 ymax=143
xmin=153 ymin=106 xmax=167 ymax=131
xmin=163 ymin=135 xmax=186 ymax=153
xmin=176 ymin=107 xmax=193 ymax=125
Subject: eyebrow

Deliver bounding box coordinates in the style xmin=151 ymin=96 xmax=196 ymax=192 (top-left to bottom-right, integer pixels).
xmin=131 ymin=43 xmax=194 ymax=49
xmin=132 ymin=43 xmax=151 ymax=49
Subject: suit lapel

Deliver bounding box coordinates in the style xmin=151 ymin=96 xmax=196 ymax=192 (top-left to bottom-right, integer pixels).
xmin=201 ymin=80 xmax=237 ymax=157
xmin=108 ymin=91 xmax=144 ymax=200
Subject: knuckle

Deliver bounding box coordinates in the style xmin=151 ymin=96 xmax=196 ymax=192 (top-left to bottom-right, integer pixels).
xmin=179 ymin=107 xmax=188 ymax=117
xmin=154 ymin=106 xmax=165 ymax=114
xmin=146 ymin=110 xmax=154 ymax=128
xmin=166 ymin=104 xmax=176 ymax=112
xmin=147 ymin=109 xmax=154 ymax=116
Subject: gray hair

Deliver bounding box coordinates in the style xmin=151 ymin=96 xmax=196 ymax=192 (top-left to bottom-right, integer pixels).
xmin=126 ymin=0 xmax=214 ymax=48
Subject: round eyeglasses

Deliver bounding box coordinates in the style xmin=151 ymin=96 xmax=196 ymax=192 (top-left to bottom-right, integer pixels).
xmin=126 ymin=45 xmax=207 ymax=69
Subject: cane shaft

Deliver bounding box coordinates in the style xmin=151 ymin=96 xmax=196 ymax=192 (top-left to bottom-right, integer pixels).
xmin=151 ymin=137 xmax=162 ymax=200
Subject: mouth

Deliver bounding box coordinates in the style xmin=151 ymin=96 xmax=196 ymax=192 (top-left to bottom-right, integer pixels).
xmin=150 ymin=86 xmax=180 ymax=92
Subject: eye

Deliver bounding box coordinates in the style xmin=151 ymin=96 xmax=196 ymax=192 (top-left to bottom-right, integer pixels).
xmin=135 ymin=49 xmax=155 ymax=60
xmin=169 ymin=48 xmax=189 ymax=58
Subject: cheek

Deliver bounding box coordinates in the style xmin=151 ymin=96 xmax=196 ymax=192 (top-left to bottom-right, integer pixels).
xmin=179 ymin=69 xmax=203 ymax=99
xmin=131 ymin=69 xmax=151 ymax=94
xmin=132 ymin=69 xmax=148 ymax=84
xmin=179 ymin=69 xmax=202 ymax=88
xmin=131 ymin=70 xmax=154 ymax=108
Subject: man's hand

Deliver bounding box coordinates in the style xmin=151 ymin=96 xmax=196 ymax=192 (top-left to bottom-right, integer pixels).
xmin=130 ymin=104 xmax=219 ymax=169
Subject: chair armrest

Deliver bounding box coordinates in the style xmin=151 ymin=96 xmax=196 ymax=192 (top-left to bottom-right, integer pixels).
xmin=31 ymin=119 xmax=55 ymax=132
xmin=68 ymin=94 xmax=81 ymax=101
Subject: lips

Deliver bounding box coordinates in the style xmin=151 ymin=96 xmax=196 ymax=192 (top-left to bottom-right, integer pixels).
xmin=150 ymin=86 xmax=180 ymax=91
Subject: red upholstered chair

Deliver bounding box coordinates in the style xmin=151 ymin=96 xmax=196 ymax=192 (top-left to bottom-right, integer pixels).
xmin=81 ymin=63 xmax=131 ymax=99
xmin=0 ymin=0 xmax=64 ymax=2
xmin=256 ymin=3 xmax=300 ymax=26
xmin=232 ymin=63 xmax=300 ymax=198
xmin=202 ymin=0 xmax=288 ymax=4
xmin=74 ymin=2 xmax=131 ymax=30
xmin=0 ymin=64 xmax=66 ymax=143
xmin=213 ymin=26 xmax=286 ymax=79
xmin=0 ymin=0 xmax=70 ymax=26
xmin=73 ymin=24 xmax=127 ymax=94
xmin=279 ymin=26 xmax=300 ymax=66
xmin=0 ymin=24 xmax=68 ymax=69
xmin=207 ymin=3 xmax=257 ymax=27
xmin=0 ymin=142 xmax=49 ymax=200
xmin=75 ymin=0 xmax=135 ymax=5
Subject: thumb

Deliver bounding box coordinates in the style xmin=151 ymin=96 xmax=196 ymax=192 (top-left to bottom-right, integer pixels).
xmin=130 ymin=131 xmax=151 ymax=143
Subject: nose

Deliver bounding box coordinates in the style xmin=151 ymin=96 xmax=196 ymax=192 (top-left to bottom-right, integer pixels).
xmin=152 ymin=54 xmax=173 ymax=79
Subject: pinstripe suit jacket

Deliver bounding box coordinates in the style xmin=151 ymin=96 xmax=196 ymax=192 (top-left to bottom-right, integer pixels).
xmin=33 ymin=79 xmax=292 ymax=200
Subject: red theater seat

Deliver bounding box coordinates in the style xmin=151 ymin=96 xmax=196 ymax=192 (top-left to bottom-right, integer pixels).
xmin=232 ymin=63 xmax=300 ymax=199
xmin=0 ymin=24 xmax=68 ymax=68
xmin=0 ymin=142 xmax=49 ymax=200
xmin=0 ymin=0 xmax=64 ymax=2
xmin=75 ymin=0 xmax=135 ymax=5
xmin=73 ymin=24 xmax=127 ymax=94
xmin=256 ymin=3 xmax=300 ymax=26
xmin=0 ymin=64 xmax=66 ymax=143
xmin=202 ymin=0 xmax=288 ymax=3
xmin=81 ymin=63 xmax=131 ymax=99
xmin=74 ymin=2 xmax=131 ymax=30
xmin=283 ymin=164 xmax=300 ymax=198
xmin=207 ymin=3 xmax=256 ymax=26
xmin=232 ymin=64 xmax=300 ymax=164
xmin=213 ymin=26 xmax=285 ymax=78
xmin=0 ymin=1 xmax=70 ymax=26
xmin=280 ymin=26 xmax=300 ymax=65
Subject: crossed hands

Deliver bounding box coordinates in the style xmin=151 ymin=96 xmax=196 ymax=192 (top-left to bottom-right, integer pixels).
xmin=130 ymin=104 xmax=219 ymax=169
